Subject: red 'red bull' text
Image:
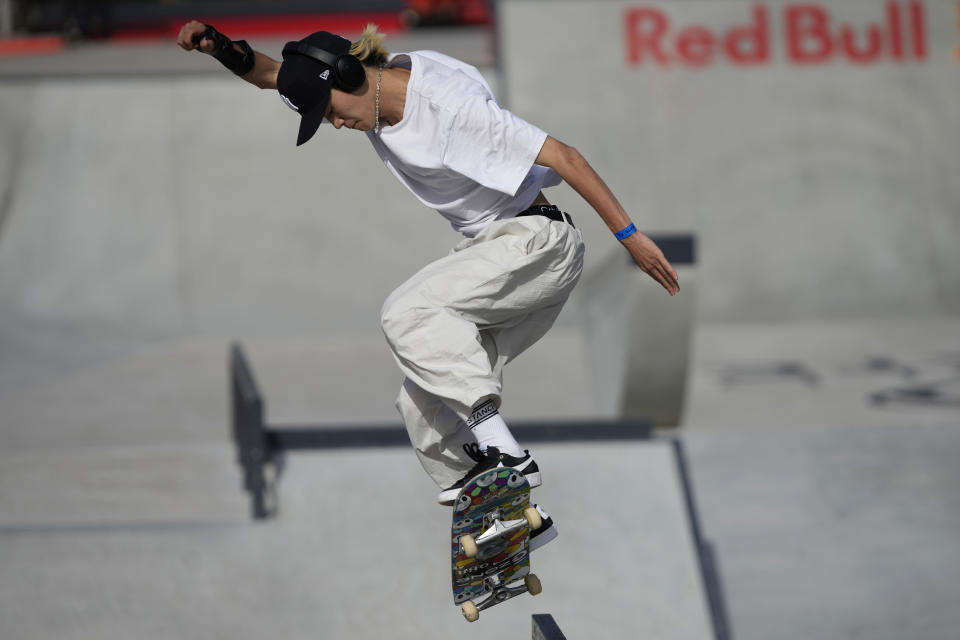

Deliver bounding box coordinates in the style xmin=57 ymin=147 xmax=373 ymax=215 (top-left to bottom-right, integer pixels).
xmin=625 ymin=1 xmax=928 ymax=67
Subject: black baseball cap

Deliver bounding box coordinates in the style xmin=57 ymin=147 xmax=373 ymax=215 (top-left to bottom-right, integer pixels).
xmin=277 ymin=31 xmax=352 ymax=146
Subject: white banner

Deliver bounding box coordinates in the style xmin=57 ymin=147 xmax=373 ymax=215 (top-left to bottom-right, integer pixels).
xmin=498 ymin=0 xmax=960 ymax=320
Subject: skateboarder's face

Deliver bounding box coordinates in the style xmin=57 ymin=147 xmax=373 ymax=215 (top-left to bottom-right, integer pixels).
xmin=325 ymin=82 xmax=375 ymax=132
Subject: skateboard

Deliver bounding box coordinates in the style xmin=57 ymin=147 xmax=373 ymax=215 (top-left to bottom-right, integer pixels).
xmin=450 ymin=467 xmax=543 ymax=622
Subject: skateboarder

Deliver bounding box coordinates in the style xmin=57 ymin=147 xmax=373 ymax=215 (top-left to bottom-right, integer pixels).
xmin=177 ymin=23 xmax=679 ymax=539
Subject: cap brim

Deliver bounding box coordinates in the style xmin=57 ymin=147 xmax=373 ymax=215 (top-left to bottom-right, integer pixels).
xmin=296 ymin=93 xmax=330 ymax=146
xmin=277 ymin=42 xmax=333 ymax=147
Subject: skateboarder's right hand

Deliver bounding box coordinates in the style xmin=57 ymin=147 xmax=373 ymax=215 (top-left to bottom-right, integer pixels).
xmin=176 ymin=21 xmax=216 ymax=53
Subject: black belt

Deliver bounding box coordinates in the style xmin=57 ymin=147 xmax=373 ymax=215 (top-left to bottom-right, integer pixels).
xmin=516 ymin=204 xmax=575 ymax=227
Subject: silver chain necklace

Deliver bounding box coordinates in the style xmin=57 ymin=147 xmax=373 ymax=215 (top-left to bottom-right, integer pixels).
xmin=374 ymin=65 xmax=384 ymax=134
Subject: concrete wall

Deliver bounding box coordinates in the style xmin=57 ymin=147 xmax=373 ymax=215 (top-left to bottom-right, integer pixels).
xmin=2 ymin=4 xmax=957 ymax=346
xmin=0 ymin=76 xmax=460 ymax=341
xmin=497 ymin=0 xmax=960 ymax=321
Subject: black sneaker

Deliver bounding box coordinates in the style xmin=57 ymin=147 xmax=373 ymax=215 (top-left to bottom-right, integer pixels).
xmin=437 ymin=444 xmax=542 ymax=505
xmin=529 ymin=504 xmax=558 ymax=552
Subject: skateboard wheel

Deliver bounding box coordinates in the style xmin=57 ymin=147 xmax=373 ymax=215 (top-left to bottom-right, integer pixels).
xmin=524 ymin=573 xmax=542 ymax=596
xmin=524 ymin=507 xmax=542 ymax=531
xmin=461 ymin=601 xmax=479 ymax=622
xmin=461 ymin=534 xmax=478 ymax=559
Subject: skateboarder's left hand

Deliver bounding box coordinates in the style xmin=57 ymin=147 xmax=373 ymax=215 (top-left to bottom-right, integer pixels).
xmin=620 ymin=231 xmax=680 ymax=296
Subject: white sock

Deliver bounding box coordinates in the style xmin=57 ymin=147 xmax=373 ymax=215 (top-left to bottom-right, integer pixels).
xmin=467 ymin=400 xmax=525 ymax=458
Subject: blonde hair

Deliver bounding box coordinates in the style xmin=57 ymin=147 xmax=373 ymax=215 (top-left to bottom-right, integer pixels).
xmin=350 ymin=24 xmax=389 ymax=67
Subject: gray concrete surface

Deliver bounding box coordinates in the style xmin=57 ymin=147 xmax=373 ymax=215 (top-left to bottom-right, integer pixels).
xmin=684 ymin=320 xmax=960 ymax=640
xmin=0 ymin=441 xmax=714 ymax=639
xmin=2 ymin=21 xmax=959 ymax=640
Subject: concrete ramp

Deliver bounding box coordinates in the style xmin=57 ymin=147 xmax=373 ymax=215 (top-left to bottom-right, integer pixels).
xmin=0 ymin=332 xmax=724 ymax=639
xmin=0 ymin=423 xmax=723 ymax=639
xmin=0 ymin=332 xmax=722 ymax=640
xmin=0 ymin=76 xmax=444 ymax=340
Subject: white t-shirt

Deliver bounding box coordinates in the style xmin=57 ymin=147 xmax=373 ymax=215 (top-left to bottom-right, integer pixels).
xmin=366 ymin=51 xmax=561 ymax=236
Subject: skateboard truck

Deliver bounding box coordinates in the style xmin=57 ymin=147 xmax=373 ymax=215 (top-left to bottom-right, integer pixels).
xmin=460 ymin=508 xmax=542 ymax=559
xmin=477 ymin=511 xmax=526 ymax=552
xmin=461 ymin=571 xmax=543 ymax=621
xmin=476 ymin=573 xmax=531 ymax=610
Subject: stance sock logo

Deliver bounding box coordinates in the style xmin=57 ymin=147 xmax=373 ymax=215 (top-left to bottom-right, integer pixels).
xmin=466 ymin=400 xmax=498 ymax=428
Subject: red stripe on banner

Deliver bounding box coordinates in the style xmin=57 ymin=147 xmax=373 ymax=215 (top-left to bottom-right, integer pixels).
xmin=956 ymin=2 xmax=960 ymax=60
xmin=0 ymin=35 xmax=67 ymax=58
xmin=910 ymin=1 xmax=927 ymax=59
xmin=111 ymin=12 xmax=407 ymax=42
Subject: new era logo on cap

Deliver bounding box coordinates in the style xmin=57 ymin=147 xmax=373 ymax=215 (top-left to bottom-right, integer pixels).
xmin=319 ymin=69 xmax=330 ymax=80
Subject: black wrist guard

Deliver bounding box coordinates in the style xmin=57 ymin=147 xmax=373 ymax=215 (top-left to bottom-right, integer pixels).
xmin=194 ymin=24 xmax=255 ymax=76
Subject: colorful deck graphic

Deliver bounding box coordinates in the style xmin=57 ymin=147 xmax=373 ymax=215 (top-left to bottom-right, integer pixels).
xmin=450 ymin=468 xmax=531 ymax=605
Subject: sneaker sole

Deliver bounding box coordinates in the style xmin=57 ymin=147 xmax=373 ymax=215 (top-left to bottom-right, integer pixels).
xmin=530 ymin=522 xmax=558 ymax=552
xmin=523 ymin=471 xmax=542 ymax=488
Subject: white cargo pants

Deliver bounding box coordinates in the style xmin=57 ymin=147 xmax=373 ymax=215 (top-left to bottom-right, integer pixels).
xmin=380 ymin=215 xmax=584 ymax=489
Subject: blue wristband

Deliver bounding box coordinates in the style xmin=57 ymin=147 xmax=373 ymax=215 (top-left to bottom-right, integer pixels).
xmin=615 ymin=223 xmax=637 ymax=241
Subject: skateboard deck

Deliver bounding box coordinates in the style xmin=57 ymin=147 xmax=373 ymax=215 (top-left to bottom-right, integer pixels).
xmin=450 ymin=467 xmax=542 ymax=622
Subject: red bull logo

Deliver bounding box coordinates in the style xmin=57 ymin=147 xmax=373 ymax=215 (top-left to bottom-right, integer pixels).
xmin=625 ymin=1 xmax=928 ymax=67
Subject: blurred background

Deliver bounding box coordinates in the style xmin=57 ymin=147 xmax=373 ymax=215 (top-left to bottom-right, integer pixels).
xmin=0 ymin=1 xmax=958 ymax=639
